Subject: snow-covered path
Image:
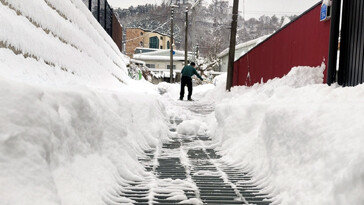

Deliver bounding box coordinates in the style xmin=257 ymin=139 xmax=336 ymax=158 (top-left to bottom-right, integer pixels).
xmin=107 ymin=102 xmax=272 ymax=205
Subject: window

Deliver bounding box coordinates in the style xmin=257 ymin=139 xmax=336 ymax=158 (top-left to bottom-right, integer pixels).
xmin=149 ymin=36 xmax=159 ymax=49
xmin=161 ymin=36 xmax=163 ymax=40
xmin=146 ymin=64 xmax=156 ymax=68
xmin=167 ymin=65 xmax=176 ymax=70
xmin=160 ymin=46 xmax=163 ymax=49
xmin=167 ymin=41 xmax=170 ymax=49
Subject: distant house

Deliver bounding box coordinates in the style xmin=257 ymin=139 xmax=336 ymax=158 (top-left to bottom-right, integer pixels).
xmin=125 ymin=28 xmax=173 ymax=58
xmin=217 ymin=35 xmax=270 ymax=72
xmin=133 ymin=47 xmax=191 ymax=70
xmin=133 ymin=48 xmax=193 ymax=82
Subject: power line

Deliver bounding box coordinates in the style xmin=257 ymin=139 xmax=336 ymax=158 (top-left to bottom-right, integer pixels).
xmin=124 ymin=19 xmax=171 ymax=43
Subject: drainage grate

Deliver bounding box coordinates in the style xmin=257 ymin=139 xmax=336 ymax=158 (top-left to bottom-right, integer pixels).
xmin=107 ymin=104 xmax=274 ymax=205
xmin=156 ymin=158 xmax=186 ymax=180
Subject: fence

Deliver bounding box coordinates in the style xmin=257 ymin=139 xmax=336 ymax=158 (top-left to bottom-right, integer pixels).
xmin=232 ymin=2 xmax=331 ymax=86
xmin=336 ymin=0 xmax=364 ymax=86
xmin=82 ymin=0 xmax=123 ymax=52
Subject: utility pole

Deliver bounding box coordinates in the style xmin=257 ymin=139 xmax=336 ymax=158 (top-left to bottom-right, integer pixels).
xmin=196 ymin=44 xmax=199 ymax=60
xmin=226 ymin=0 xmax=239 ymax=91
xmin=170 ymin=5 xmax=177 ymax=83
xmin=184 ymin=7 xmax=189 ymax=66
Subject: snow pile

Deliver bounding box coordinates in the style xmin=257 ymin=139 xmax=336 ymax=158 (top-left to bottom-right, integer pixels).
xmin=0 ymin=76 xmax=169 ymax=205
xmin=0 ymin=0 xmax=129 ymax=88
xmin=0 ymin=1 xmax=170 ymax=205
xmin=206 ymin=65 xmax=364 ymax=204
xmin=177 ymin=119 xmax=207 ymax=136
xmin=264 ymin=63 xmax=325 ymax=88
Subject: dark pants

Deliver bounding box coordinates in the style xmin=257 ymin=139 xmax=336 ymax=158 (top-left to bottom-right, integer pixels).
xmin=180 ymin=76 xmax=192 ymax=100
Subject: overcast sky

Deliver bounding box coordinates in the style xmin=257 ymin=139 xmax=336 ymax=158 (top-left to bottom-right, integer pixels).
xmin=108 ymin=0 xmax=321 ymax=19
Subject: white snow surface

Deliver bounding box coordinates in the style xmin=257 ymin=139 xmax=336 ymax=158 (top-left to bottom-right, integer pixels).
xmin=0 ymin=0 xmax=129 ymax=89
xmin=199 ymin=64 xmax=364 ymax=204
xmin=177 ymin=119 xmax=207 ymax=136
xmin=0 ymin=77 xmax=169 ymax=205
xmin=0 ymin=1 xmax=169 ymax=205
xmin=1 ymin=1 xmax=363 ymax=204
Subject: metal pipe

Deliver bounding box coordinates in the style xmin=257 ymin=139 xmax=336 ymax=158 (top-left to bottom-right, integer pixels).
xmin=327 ymin=0 xmax=342 ymax=85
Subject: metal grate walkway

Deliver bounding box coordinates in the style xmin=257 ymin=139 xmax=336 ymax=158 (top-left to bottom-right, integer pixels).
xmin=111 ymin=103 xmax=273 ymax=205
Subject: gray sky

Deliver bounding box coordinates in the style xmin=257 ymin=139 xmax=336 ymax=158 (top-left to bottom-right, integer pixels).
xmin=108 ymin=0 xmax=321 ymax=19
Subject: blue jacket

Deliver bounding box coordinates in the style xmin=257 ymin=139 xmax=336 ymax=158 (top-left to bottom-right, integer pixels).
xmin=181 ymin=65 xmax=203 ymax=80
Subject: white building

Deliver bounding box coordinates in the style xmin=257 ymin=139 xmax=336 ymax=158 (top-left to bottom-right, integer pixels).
xmin=133 ymin=47 xmax=193 ymax=80
xmin=217 ymin=35 xmax=270 ymax=72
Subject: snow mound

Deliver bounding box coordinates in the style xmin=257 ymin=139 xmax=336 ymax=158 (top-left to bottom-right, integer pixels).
xmin=207 ymin=64 xmax=364 ymax=204
xmin=177 ymin=119 xmax=207 ymax=136
xmin=0 ymin=77 xmax=169 ymax=205
xmin=158 ymin=82 xmax=172 ymax=95
xmin=0 ymin=1 xmax=170 ymax=205
xmin=213 ymin=72 xmax=227 ymax=87
xmin=262 ymin=63 xmax=325 ymax=88
xmin=0 ymin=0 xmax=129 ymax=88
xmin=179 ymin=198 xmax=203 ymax=204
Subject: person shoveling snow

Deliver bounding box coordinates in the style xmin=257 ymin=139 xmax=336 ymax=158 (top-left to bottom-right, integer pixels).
xmin=179 ymin=62 xmax=203 ymax=101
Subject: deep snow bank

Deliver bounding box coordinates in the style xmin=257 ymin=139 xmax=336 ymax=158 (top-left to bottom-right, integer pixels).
xmin=0 ymin=0 xmax=129 ymax=88
xmin=205 ymin=65 xmax=364 ymax=204
xmin=0 ymin=77 xmax=169 ymax=205
xmin=0 ymin=1 xmax=169 ymax=205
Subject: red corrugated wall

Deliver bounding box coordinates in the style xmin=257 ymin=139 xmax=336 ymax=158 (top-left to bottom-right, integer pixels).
xmin=233 ymin=3 xmax=331 ymax=86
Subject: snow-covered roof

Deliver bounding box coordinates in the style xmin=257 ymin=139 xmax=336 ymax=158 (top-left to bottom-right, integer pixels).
xmin=217 ymin=34 xmax=271 ymax=58
xmin=133 ymin=55 xmax=185 ymax=61
xmin=130 ymin=59 xmax=146 ymax=65
xmin=280 ymin=17 xmax=291 ymax=28
xmin=133 ymin=49 xmax=192 ymax=62
xmin=135 ymin=47 xmax=160 ymax=53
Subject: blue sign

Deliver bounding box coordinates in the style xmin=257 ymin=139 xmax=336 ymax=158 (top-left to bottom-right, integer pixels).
xmin=173 ymin=51 xmax=176 ymax=55
xmin=320 ymin=4 xmax=328 ymax=21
